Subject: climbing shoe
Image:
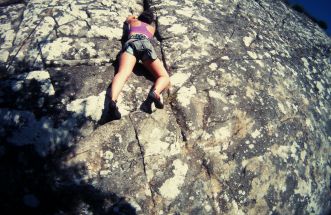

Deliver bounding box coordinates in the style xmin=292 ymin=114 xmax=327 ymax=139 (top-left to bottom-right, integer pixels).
xmin=108 ymin=100 xmax=121 ymax=120
xmin=148 ymin=91 xmax=164 ymax=109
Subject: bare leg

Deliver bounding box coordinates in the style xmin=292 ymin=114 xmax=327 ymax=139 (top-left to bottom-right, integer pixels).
xmin=142 ymin=58 xmax=170 ymax=97
xmin=111 ymin=52 xmax=137 ymax=101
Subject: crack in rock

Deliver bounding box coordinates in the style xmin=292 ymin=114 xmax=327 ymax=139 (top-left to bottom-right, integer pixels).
xmin=128 ymin=113 xmax=157 ymax=210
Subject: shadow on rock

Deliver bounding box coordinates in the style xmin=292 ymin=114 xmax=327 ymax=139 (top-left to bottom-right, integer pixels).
xmin=0 ymin=143 xmax=137 ymax=215
xmin=0 ymin=0 xmax=26 ymax=7
xmin=0 ymin=58 xmax=137 ymax=214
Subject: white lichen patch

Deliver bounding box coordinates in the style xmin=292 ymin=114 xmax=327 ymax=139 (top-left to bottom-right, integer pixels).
xmin=167 ymin=24 xmax=187 ymax=35
xmin=66 ymin=91 xmax=106 ymax=121
xmin=158 ymin=16 xmax=177 ymax=25
xmin=316 ymin=81 xmax=324 ymax=92
xmin=103 ymin=151 xmax=114 ymax=161
xmin=271 ymin=144 xmax=290 ymax=161
xmin=247 ymin=51 xmax=257 ymax=59
xmin=146 ymin=169 xmax=154 ymax=182
xmin=181 ymin=35 xmax=192 ymax=49
xmin=201 ymin=131 xmax=212 ymax=140
xmin=209 ymin=90 xmax=228 ymax=103
xmin=58 ymin=20 xmax=87 ymax=36
xmin=221 ymin=56 xmax=230 ymax=60
xmin=176 ymin=7 xmax=195 ymax=17
xmin=166 ymin=35 xmax=191 ymax=52
xmin=278 ymin=102 xmax=287 ymax=114
xmin=169 ymin=141 xmax=185 ymax=156
xmin=35 ymin=16 xmax=55 ymax=38
xmin=255 ymin=60 xmax=265 ymax=68
xmin=295 ymin=175 xmax=311 ymax=195
xmin=56 ymin=12 xmax=77 ymax=26
xmin=155 ymin=0 xmax=178 ymax=7
xmin=99 ymin=170 xmax=111 ymax=177
xmin=115 ymin=133 xmax=122 ymax=143
xmin=0 ymin=50 xmax=9 ymax=63
xmin=144 ymin=130 xmax=170 ymax=156
xmin=42 ymin=37 xmax=74 ymax=60
xmin=242 ymin=36 xmax=253 ymax=48
xmin=176 ymin=85 xmax=197 ymax=107
xmin=228 ymin=200 xmax=245 ymax=215
xmin=26 ymin=71 xmax=55 ymax=96
xmin=1 ymin=29 xmax=15 ymax=49
xmin=70 ymin=5 xmax=89 ymax=19
xmin=300 ymin=150 xmax=306 ymax=161
xmin=170 ymin=72 xmax=191 ymax=88
xmin=301 ymin=57 xmax=309 ymax=69
xmin=306 ymin=73 xmax=313 ymax=80
xmin=290 ymin=141 xmax=300 ymax=161
xmin=264 ymin=52 xmax=271 ymax=58
xmin=193 ymin=21 xmax=208 ymax=31
xmin=159 ymin=159 xmax=188 ymax=200
xmin=219 ymin=68 xmax=226 ymax=74
xmin=0 ymin=22 xmax=11 ymax=33
xmin=209 ymin=63 xmax=218 ymax=71
xmin=221 ymin=72 xmax=241 ymax=87
xmin=201 ymin=0 xmax=211 ymax=4
xmin=305 ymin=118 xmax=314 ymax=130
xmin=26 ymin=70 xmax=51 ymax=81
xmin=207 ymin=78 xmax=216 ymax=86
xmin=243 ymin=31 xmax=257 ymax=47
xmin=88 ymin=26 xmax=122 ymax=40
xmin=251 ymin=129 xmax=261 ymax=138
xmin=194 ymin=14 xmax=212 ymax=24
xmin=245 ymin=85 xmax=255 ymax=99
xmin=213 ymin=123 xmax=232 ymax=141
xmin=145 ymin=140 xmax=170 ymax=156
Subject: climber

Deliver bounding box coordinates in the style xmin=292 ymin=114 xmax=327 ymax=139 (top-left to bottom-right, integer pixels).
xmin=107 ymin=9 xmax=170 ymax=120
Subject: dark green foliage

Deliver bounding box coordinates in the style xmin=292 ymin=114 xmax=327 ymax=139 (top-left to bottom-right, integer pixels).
xmin=292 ymin=4 xmax=304 ymax=13
xmin=317 ymin=20 xmax=328 ymax=30
xmin=0 ymin=0 xmax=25 ymax=7
xmin=282 ymin=0 xmax=290 ymax=5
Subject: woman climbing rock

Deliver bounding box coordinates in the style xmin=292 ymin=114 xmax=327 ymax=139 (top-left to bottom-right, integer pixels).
xmin=107 ymin=10 xmax=170 ymax=121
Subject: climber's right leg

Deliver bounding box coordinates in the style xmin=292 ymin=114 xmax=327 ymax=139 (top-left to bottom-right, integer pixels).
xmin=142 ymin=58 xmax=170 ymax=108
xmin=143 ymin=58 xmax=170 ymax=96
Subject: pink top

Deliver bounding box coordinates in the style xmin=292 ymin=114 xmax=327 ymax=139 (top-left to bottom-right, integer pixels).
xmin=129 ymin=22 xmax=153 ymax=38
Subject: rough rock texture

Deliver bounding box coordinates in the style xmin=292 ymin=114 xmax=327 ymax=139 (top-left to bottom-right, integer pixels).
xmin=0 ymin=0 xmax=330 ymax=214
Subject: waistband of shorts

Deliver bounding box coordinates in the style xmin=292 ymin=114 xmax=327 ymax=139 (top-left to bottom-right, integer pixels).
xmin=128 ymin=34 xmax=149 ymax=40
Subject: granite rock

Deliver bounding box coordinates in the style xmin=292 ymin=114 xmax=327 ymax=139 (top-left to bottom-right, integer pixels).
xmin=0 ymin=0 xmax=330 ymax=214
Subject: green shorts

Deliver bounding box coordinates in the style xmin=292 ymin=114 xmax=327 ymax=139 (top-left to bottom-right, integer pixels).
xmin=123 ymin=35 xmax=158 ymax=61
xmin=124 ymin=45 xmax=135 ymax=55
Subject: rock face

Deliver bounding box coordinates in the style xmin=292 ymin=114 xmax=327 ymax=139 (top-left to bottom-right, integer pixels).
xmin=0 ymin=0 xmax=330 ymax=214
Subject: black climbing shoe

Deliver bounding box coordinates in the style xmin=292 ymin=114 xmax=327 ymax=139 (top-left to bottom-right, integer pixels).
xmin=148 ymin=91 xmax=164 ymax=109
xmin=108 ymin=100 xmax=121 ymax=120
xmin=140 ymin=97 xmax=153 ymax=114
